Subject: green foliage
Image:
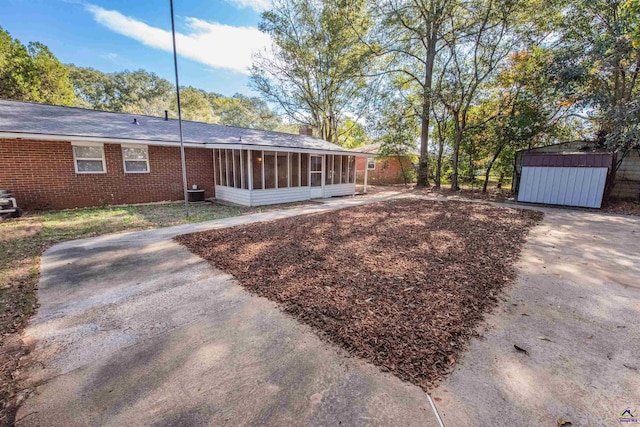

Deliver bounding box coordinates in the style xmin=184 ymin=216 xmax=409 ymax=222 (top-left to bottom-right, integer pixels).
xmin=374 ymin=94 xmax=419 ymax=159
xmin=211 ymin=94 xmax=284 ymax=130
xmin=174 ymin=86 xmax=213 ymax=122
xmin=66 ymin=65 xmax=294 ymax=132
xmin=0 ymin=27 xmax=74 ymax=105
xmin=549 ymin=0 xmax=640 ymax=155
xmin=337 ymin=118 xmax=370 ymax=148
xmin=250 ymin=0 xmax=378 ymax=143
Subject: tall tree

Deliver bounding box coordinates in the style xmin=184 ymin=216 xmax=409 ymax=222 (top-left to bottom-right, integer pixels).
xmin=551 ymin=0 xmax=640 ymax=168
xmin=68 ymin=66 xmax=173 ymax=113
xmin=437 ymin=0 xmax=520 ymax=190
xmin=211 ymin=94 xmax=284 ymax=130
xmin=67 ymin=65 xmax=293 ymax=132
xmin=0 ymin=27 xmax=74 ymax=105
xmin=172 ymin=86 xmax=213 ymax=122
xmin=250 ymin=0 xmax=377 ymax=143
xmin=373 ymin=0 xmax=457 ymax=186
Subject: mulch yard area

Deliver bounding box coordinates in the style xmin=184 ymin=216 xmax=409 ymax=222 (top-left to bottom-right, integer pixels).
xmin=177 ymin=199 xmax=542 ymax=389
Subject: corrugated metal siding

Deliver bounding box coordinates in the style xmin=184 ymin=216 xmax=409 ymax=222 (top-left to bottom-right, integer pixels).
xmin=323 ymin=183 xmax=355 ymax=198
xmin=215 ymin=186 xmax=251 ymax=206
xmin=518 ymin=167 xmax=608 ymax=208
xmin=250 ymin=187 xmax=311 ymax=206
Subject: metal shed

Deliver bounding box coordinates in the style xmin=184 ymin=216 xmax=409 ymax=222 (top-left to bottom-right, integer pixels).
xmin=517 ymin=152 xmax=614 ymax=208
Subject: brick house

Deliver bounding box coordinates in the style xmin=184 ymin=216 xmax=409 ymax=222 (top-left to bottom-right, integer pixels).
xmin=0 ymin=100 xmax=371 ymax=210
xmin=355 ymin=143 xmax=418 ymax=185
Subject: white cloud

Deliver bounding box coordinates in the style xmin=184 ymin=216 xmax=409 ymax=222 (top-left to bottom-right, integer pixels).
xmin=224 ymin=0 xmax=272 ymax=12
xmin=101 ymin=52 xmax=119 ymax=61
xmin=85 ymin=5 xmax=270 ymax=74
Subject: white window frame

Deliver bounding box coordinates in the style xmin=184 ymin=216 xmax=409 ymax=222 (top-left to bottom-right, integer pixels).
xmin=121 ymin=144 xmax=150 ymax=174
xmin=72 ymin=141 xmax=106 ymax=174
xmin=367 ymin=158 xmax=376 ymax=170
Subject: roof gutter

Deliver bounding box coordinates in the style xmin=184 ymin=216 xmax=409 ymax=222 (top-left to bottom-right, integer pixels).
xmin=203 ymin=142 xmax=375 ymax=157
xmin=0 ymin=131 xmax=375 ymax=156
xmin=0 ymin=131 xmax=205 ymax=149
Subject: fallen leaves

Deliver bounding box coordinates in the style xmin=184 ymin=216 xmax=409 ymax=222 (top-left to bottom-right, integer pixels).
xmin=176 ymin=199 xmax=542 ymax=389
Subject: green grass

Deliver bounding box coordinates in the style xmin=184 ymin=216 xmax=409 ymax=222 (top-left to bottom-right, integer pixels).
xmin=0 ymin=202 xmax=265 ymax=332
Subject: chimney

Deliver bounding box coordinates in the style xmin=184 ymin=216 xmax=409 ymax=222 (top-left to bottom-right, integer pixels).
xmin=299 ymin=125 xmax=313 ymax=137
xmin=164 ymin=110 xmax=169 ymax=121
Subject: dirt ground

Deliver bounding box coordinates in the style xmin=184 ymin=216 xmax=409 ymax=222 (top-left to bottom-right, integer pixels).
xmin=177 ymin=199 xmax=542 ymax=390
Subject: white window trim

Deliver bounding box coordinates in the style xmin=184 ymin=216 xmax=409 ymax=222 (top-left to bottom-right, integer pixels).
xmin=121 ymin=144 xmax=150 ymax=174
xmin=367 ymin=158 xmax=376 ymax=170
xmin=71 ymin=141 xmax=106 ymax=174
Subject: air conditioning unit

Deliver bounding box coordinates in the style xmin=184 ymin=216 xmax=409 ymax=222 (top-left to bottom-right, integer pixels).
xmin=0 ymin=190 xmax=23 ymax=219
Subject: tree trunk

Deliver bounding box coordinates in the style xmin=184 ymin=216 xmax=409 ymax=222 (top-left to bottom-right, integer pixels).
xmin=482 ymin=147 xmax=503 ymax=192
xmin=497 ymin=171 xmax=504 ymax=189
xmin=416 ymin=30 xmax=438 ymax=187
xmin=450 ymin=119 xmax=462 ymax=190
xmin=435 ymin=138 xmax=444 ymax=188
xmin=397 ymin=154 xmax=408 ymax=186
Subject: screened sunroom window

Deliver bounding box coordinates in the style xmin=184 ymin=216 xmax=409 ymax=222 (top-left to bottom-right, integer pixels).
xmin=348 ymin=156 xmax=356 ymax=183
xmin=290 ymin=152 xmax=300 ymax=187
xmin=301 ymin=153 xmax=309 ymax=186
xmin=73 ymin=143 xmax=106 ymax=174
xmin=264 ymin=151 xmax=276 ymax=189
xmin=341 ymin=156 xmax=349 ymax=183
xmin=122 ymin=145 xmax=149 ymax=173
xmin=277 ymin=152 xmax=288 ymax=188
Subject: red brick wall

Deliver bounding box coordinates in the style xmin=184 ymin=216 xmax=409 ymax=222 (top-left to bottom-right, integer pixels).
xmin=0 ymin=138 xmax=214 ymax=210
xmin=356 ymin=156 xmax=416 ymax=185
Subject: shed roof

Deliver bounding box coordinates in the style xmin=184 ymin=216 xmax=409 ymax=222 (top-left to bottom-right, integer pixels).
xmin=0 ymin=99 xmax=357 ymax=154
xmin=522 ymin=152 xmax=613 ymax=168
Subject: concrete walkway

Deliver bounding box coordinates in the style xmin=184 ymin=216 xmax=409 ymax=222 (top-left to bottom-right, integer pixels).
xmin=432 ymin=207 xmax=640 ymax=426
xmin=16 ymin=194 xmax=440 ymax=427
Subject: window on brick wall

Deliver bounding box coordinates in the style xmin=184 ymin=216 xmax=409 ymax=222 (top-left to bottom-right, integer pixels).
xmin=122 ymin=145 xmax=149 ymax=173
xmin=367 ymin=158 xmax=376 ymax=170
xmin=72 ymin=142 xmax=106 ymax=174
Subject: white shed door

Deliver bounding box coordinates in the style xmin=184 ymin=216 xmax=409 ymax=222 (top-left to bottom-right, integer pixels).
xmin=518 ymin=166 xmax=607 ymax=208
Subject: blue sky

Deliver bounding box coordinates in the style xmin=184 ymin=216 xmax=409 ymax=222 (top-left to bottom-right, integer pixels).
xmin=0 ymin=0 xmax=272 ymax=96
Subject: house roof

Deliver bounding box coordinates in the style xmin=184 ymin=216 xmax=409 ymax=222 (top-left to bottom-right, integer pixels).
xmin=357 ymin=142 xmax=420 ymax=156
xmin=0 ymin=99 xmax=360 ymax=155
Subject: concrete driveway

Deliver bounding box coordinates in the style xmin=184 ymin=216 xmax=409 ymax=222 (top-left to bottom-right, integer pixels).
xmin=433 ymin=207 xmax=640 ymax=426
xmin=15 ymin=197 xmax=441 ymax=427
xmin=15 ymin=196 xmax=640 ymax=426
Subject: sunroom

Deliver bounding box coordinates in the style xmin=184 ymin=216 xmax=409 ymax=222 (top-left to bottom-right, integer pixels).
xmin=212 ymin=148 xmax=365 ymax=206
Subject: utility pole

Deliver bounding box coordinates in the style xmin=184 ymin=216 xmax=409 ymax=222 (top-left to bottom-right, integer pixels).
xmin=170 ymin=0 xmax=189 ymax=217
